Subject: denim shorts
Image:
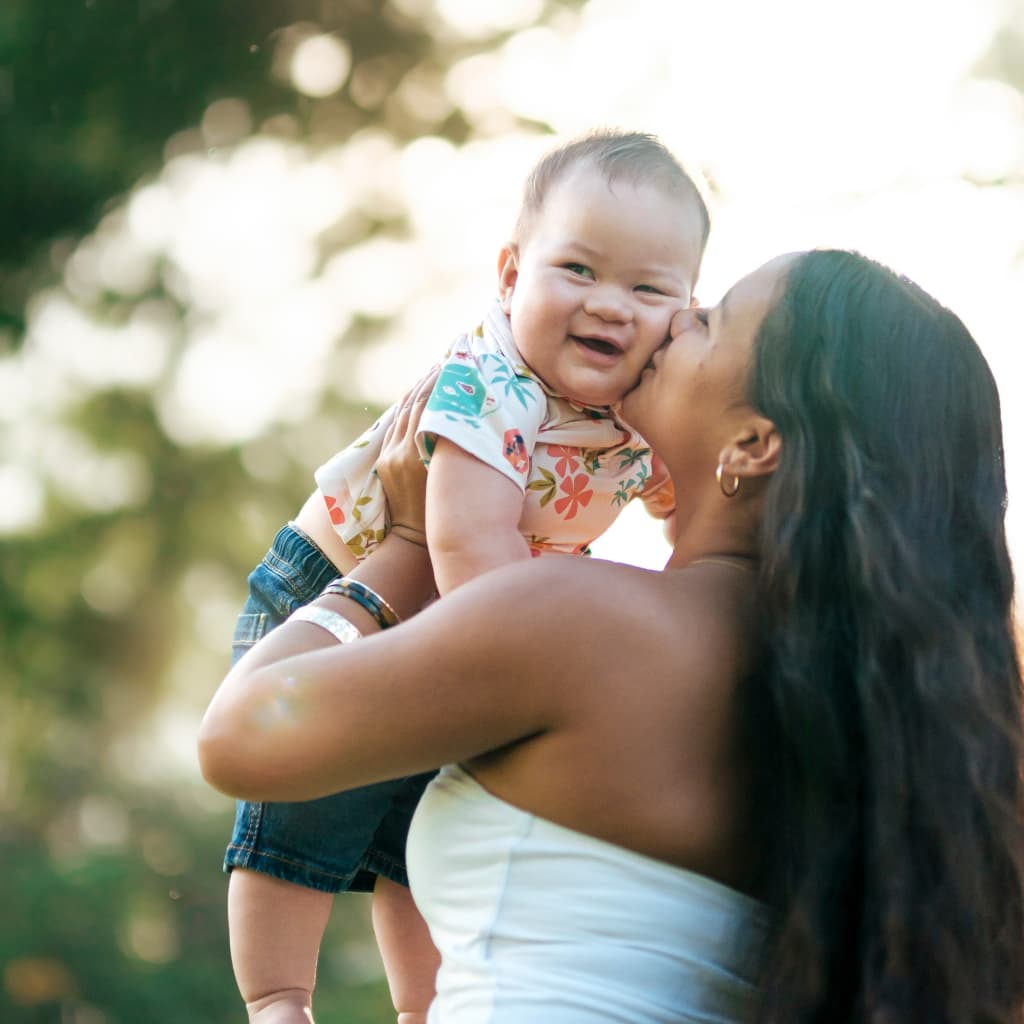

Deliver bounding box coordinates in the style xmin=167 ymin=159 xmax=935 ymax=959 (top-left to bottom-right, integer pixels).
xmin=223 ymin=522 xmax=436 ymax=893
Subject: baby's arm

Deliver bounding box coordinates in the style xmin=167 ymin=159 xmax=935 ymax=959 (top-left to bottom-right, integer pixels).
xmin=639 ymin=453 xmax=676 ymax=520
xmin=426 ymin=438 xmax=531 ymax=594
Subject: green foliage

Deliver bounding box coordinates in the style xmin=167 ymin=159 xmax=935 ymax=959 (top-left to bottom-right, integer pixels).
xmin=0 ymin=0 xmax=592 ymax=1017
xmin=2 ymin=0 xmax=1017 ymax=1019
xmin=0 ymin=795 xmax=393 ymax=1022
xmin=0 ymin=0 xmax=443 ymax=333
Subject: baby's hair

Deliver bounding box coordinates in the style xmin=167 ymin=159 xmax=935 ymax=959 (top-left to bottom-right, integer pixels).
xmin=513 ymin=130 xmax=710 ymax=253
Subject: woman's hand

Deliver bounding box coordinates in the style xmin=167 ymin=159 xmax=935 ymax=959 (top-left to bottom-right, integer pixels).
xmin=377 ymin=366 xmax=437 ymax=548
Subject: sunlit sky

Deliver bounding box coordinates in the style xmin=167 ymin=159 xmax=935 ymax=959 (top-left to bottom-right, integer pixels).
xmin=5 ymin=0 xmax=1023 ymax=586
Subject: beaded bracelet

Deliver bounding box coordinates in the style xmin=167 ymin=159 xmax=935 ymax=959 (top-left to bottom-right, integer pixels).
xmin=320 ymin=577 xmax=401 ymax=630
xmin=286 ymin=605 xmax=362 ymax=645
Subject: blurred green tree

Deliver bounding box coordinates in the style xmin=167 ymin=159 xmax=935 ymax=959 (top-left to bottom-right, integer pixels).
xmin=2 ymin=0 xmax=1019 ymax=1021
xmin=0 ymin=0 xmax=585 ymax=1020
xmin=1 ymin=0 xmax=442 ymax=335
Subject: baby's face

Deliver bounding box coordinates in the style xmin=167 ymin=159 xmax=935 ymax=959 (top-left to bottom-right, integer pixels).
xmin=498 ymin=164 xmax=702 ymax=408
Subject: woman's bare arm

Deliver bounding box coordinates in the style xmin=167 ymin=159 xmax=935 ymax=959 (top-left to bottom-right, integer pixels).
xmin=196 ymin=550 xmax=749 ymax=813
xmin=198 ymin=555 xmax=600 ymax=801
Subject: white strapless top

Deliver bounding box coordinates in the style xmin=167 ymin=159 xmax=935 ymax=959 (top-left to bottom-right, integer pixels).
xmin=407 ymin=764 xmax=771 ymax=1024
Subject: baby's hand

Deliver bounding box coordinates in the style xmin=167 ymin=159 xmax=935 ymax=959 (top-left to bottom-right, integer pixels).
xmin=640 ymin=453 xmax=676 ymax=520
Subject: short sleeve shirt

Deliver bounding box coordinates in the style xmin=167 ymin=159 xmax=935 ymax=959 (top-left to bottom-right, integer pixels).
xmin=314 ymin=302 xmax=664 ymax=559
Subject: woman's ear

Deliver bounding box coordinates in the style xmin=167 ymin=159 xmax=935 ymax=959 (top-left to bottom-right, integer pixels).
xmin=497 ymin=245 xmax=519 ymax=314
xmin=717 ymin=415 xmax=781 ymax=482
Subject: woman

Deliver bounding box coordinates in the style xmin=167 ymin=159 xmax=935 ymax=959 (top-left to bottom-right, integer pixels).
xmin=200 ymin=250 xmax=1024 ymax=1022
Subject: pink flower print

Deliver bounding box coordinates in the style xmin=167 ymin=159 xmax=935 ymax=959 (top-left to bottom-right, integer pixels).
xmin=323 ymin=493 xmax=345 ymax=525
xmin=554 ymin=473 xmax=594 ymax=520
xmin=503 ymin=429 xmax=529 ymax=476
xmin=549 ymin=445 xmax=580 ymax=478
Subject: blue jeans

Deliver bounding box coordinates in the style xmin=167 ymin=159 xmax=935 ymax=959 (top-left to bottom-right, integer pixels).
xmin=223 ymin=522 xmax=435 ymax=892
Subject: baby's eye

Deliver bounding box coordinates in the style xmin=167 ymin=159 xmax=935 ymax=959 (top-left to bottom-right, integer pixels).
xmin=564 ymin=262 xmax=594 ymax=279
xmin=634 ymin=284 xmax=665 ymax=295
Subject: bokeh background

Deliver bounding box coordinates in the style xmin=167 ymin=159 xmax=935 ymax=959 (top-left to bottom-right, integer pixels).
xmin=2 ymin=1 xmax=1022 ymax=1021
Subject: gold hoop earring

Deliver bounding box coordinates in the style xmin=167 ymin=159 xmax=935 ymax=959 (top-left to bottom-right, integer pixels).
xmin=716 ymin=463 xmax=740 ymax=498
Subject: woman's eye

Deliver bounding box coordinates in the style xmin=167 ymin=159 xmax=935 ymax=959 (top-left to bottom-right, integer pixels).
xmin=565 ymin=262 xmax=594 ymax=278
xmin=694 ymin=308 xmax=710 ymax=325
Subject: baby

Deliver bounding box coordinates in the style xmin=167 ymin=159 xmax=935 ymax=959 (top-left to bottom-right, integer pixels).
xmin=224 ymin=130 xmax=710 ymax=1024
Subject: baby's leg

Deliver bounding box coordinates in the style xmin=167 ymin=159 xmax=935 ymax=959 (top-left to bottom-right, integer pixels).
xmin=372 ymin=875 xmax=440 ymax=1024
xmin=229 ymin=868 xmax=333 ymax=1024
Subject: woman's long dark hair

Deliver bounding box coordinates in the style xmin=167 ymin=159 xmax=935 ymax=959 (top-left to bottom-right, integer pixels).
xmin=747 ymin=250 xmax=1024 ymax=1022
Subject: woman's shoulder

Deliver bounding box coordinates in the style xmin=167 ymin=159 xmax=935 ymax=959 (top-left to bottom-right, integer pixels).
xmin=460 ymin=556 xmax=760 ymax=874
xmin=466 ymin=552 xmax=750 ymax=618
xmin=448 ymin=555 xmax=757 ymax=683
xmin=469 ymin=554 xmax=663 ymax=616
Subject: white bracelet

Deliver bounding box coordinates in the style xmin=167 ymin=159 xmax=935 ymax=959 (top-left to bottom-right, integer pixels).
xmin=286 ymin=606 xmax=362 ymax=645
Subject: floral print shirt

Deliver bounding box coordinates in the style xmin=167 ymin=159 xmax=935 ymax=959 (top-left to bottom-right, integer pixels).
xmin=313 ymin=301 xmax=671 ymax=559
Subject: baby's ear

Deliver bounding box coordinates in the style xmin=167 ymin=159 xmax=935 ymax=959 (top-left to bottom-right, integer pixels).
xmin=497 ymin=245 xmax=519 ymax=314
